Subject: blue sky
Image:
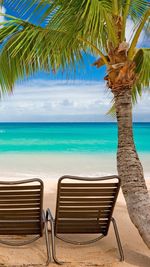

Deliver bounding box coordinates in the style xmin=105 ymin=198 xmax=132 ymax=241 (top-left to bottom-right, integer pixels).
xmin=0 ymin=3 xmax=149 ymax=122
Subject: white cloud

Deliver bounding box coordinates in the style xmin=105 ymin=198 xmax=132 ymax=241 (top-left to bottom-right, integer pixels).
xmin=0 ymin=6 xmax=6 ymax=24
xmin=0 ymin=80 xmax=149 ymax=122
xmin=133 ymin=92 xmax=150 ymax=113
xmin=126 ymin=18 xmax=149 ymax=47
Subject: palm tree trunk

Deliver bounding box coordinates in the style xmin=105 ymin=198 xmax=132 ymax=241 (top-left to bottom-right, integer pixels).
xmin=114 ymin=87 xmax=150 ymax=248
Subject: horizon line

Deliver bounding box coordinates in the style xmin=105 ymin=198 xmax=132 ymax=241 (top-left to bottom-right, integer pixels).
xmin=0 ymin=121 xmax=150 ymax=124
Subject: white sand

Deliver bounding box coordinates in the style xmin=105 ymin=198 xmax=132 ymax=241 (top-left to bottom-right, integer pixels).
xmin=0 ymin=153 xmax=149 ymax=266
xmin=0 ymin=153 xmax=149 ymax=181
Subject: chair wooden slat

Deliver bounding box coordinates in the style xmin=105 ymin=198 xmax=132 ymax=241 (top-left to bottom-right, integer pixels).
xmin=0 ymin=191 xmax=40 ymax=196
xmin=0 ymin=204 xmax=41 ymax=209
xmin=0 ymin=209 xmax=40 ymax=215
xmin=57 ymin=220 xmax=108 ymax=225
xmin=0 ymin=215 xmax=40 ymax=220
xmin=59 ymin=207 xmax=111 ymax=211
xmin=60 ymin=188 xmax=116 ymax=193
xmin=0 ymin=200 xmax=40 ymax=204
xmin=0 ymin=229 xmax=41 ymax=235
xmin=59 ymin=197 xmax=114 ymax=202
xmin=56 ymin=226 xmax=106 ymax=234
xmin=58 ymin=212 xmax=110 ymax=218
xmin=60 ymin=192 xmax=116 ymax=197
xmin=60 ymin=183 xmax=118 ymax=188
xmin=58 ymin=202 xmax=113 ymax=207
xmin=0 ymin=185 xmax=41 ymax=191
xmin=59 ymin=199 xmax=114 ymax=205
xmin=0 ymin=222 xmax=40 ymax=227
xmin=0 ymin=195 xmax=40 ymax=200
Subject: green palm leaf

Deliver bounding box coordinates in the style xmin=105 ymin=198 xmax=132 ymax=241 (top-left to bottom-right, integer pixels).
xmin=128 ymin=0 xmax=149 ymax=22
xmin=0 ymin=0 xmax=149 ymax=94
xmin=133 ymin=48 xmax=150 ymax=90
xmin=5 ymin=0 xmax=118 ymax=48
xmin=0 ymin=18 xmax=86 ymax=93
xmin=130 ymin=48 xmax=150 ymax=104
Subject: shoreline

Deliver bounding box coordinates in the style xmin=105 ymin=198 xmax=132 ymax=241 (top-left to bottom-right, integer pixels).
xmin=0 ymin=152 xmax=150 ymax=180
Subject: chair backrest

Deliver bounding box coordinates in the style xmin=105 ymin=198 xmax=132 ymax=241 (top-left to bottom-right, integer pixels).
xmin=0 ymin=178 xmax=43 ymax=236
xmin=55 ymin=175 xmax=120 ymax=236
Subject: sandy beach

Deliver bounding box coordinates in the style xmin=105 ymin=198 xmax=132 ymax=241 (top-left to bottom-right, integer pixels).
xmin=0 ymin=0 xmax=150 ymax=264
xmin=0 ymin=153 xmax=149 ymax=267
xmin=0 ymin=153 xmax=150 ymax=181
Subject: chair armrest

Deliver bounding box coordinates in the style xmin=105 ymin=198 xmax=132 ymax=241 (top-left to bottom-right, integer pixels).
xmin=46 ymin=208 xmax=55 ymax=222
xmin=42 ymin=210 xmax=46 ymax=223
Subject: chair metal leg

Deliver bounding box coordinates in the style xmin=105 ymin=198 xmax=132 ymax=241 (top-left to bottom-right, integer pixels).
xmin=111 ymin=217 xmax=124 ymax=261
xmin=50 ymin=218 xmax=63 ymax=265
xmin=46 ymin=208 xmax=63 ymax=265
xmin=45 ymin=221 xmax=52 ymax=265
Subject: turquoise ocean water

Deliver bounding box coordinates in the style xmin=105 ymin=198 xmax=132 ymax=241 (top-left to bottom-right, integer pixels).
xmin=0 ymin=123 xmax=149 ymax=154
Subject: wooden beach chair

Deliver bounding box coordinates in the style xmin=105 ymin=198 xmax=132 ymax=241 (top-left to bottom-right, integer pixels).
xmin=0 ymin=178 xmax=50 ymax=265
xmin=46 ymin=175 xmax=124 ymax=264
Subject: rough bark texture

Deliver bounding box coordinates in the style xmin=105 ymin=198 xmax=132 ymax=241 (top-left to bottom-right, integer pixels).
xmin=94 ymin=13 xmax=150 ymax=249
xmin=114 ymin=87 xmax=150 ymax=248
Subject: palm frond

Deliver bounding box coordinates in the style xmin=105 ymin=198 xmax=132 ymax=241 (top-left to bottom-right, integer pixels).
xmin=5 ymin=0 xmax=47 ymax=15
xmin=118 ymin=0 xmax=149 ymax=21
xmin=1 ymin=0 xmax=149 ymax=95
xmin=134 ymin=48 xmax=150 ymax=87
xmin=128 ymin=0 xmax=149 ymax=22
xmin=106 ymin=103 xmax=116 ymax=118
xmin=132 ymin=48 xmax=150 ymax=101
xmin=128 ymin=8 xmax=150 ymax=59
xmin=47 ymin=0 xmax=119 ymax=51
xmin=0 ymin=18 xmax=86 ymax=93
xmin=4 ymin=0 xmax=51 ymax=25
xmin=5 ymin=0 xmax=119 ymax=49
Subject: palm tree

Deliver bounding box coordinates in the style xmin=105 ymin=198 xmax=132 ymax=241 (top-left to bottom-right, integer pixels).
xmin=0 ymin=0 xmax=150 ymax=247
